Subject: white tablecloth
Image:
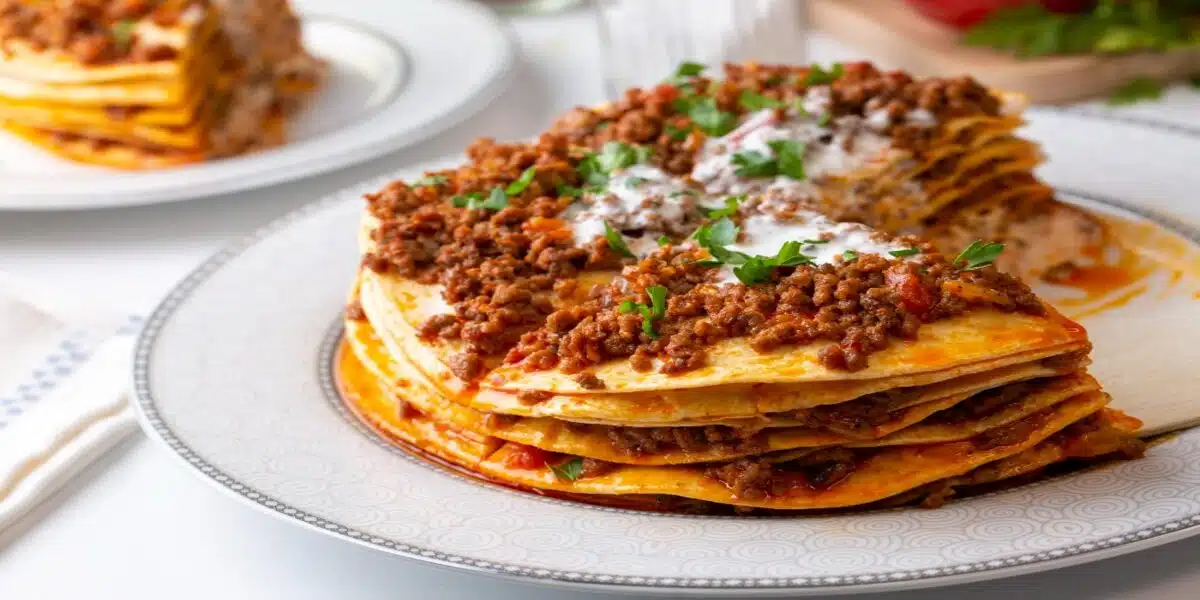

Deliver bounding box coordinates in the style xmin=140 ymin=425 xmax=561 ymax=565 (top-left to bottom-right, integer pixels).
xmin=2 ymin=8 xmax=1200 ymax=599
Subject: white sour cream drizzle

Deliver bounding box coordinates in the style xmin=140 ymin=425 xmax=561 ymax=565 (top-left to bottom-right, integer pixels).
xmin=565 ymin=164 xmax=704 ymax=256
xmin=717 ymin=213 xmax=911 ymax=284
xmin=691 ymin=88 xmax=896 ymax=198
xmin=561 ymin=85 xmax=926 ymax=265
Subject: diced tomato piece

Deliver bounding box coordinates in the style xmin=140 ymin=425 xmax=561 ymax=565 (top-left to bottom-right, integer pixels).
xmin=886 ymin=268 xmax=934 ymax=315
xmin=504 ymin=444 xmax=553 ymax=470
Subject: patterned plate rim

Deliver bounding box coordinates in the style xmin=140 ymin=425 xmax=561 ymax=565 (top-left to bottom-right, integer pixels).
xmin=132 ymin=111 xmax=1200 ymax=596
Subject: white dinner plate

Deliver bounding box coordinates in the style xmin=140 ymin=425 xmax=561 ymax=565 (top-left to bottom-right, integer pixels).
xmin=0 ymin=0 xmax=514 ymax=211
xmin=134 ymin=109 xmax=1200 ymax=596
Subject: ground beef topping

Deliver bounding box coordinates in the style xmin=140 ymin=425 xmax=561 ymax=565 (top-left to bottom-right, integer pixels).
xmin=507 ymin=242 xmax=1045 ymax=375
xmin=601 ymin=423 xmax=765 ymax=457
xmin=0 ymin=0 xmax=205 ymax=64
xmin=704 ymin=448 xmax=861 ymax=501
xmin=363 ymin=64 xmax=1044 ymax=382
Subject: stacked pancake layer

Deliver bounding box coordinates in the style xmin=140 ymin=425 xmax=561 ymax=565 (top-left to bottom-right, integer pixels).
xmin=0 ymin=0 xmax=324 ymax=169
xmin=340 ymin=62 xmax=1145 ymax=513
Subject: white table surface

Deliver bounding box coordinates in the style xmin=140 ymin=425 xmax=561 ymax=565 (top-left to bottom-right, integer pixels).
xmin=3 ymin=7 xmax=1200 ymax=599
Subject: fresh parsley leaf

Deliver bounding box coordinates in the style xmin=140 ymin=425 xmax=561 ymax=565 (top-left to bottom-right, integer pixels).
xmin=687 ymin=97 xmax=737 ymax=137
xmin=670 ymin=189 xmax=699 ymax=198
xmin=767 ymin=140 xmax=806 ymax=180
xmin=889 ymin=248 xmax=921 ymax=257
xmin=1108 ymin=77 xmax=1164 ymax=105
xmin=111 ymin=20 xmax=135 ymax=52
xmin=450 ymin=192 xmax=483 ymax=208
xmin=842 ymin=250 xmax=858 ymax=262
xmin=954 ymin=240 xmax=1005 ymax=271
xmin=802 ymin=238 xmax=828 ymax=245
xmin=550 ymin=457 xmax=584 ymax=481
xmin=765 ymin=74 xmax=786 ymax=87
xmin=671 ymin=61 xmax=707 ymax=81
xmin=481 ymin=187 xmax=509 ymax=210
xmin=817 ymin=112 xmax=832 ymax=127
xmin=657 ymin=236 xmax=672 ymax=247
xmin=739 ymin=90 xmax=784 ymax=111
xmin=730 ymin=241 xmax=814 ymax=284
xmin=604 ymin=222 xmax=635 ymax=258
xmin=646 ymin=285 xmax=668 ymax=319
xmin=578 ymin=142 xmax=653 ymax=186
xmin=707 ymin=195 xmax=743 ymax=219
xmin=664 ymin=123 xmax=689 ymax=141
xmin=732 ymin=150 xmax=777 ymax=177
xmin=964 ymin=3 xmax=1200 ymax=59
xmin=557 ymin=184 xmax=583 ymax=198
xmin=619 ymin=286 xmax=669 ymax=338
xmin=693 ymin=217 xmax=740 ymax=248
xmin=805 ymin=63 xmax=844 ymax=86
xmin=596 ymin=121 xmax=611 ymax=130
xmin=505 ymin=166 xmax=537 ymax=195
xmin=413 ymin=175 xmax=448 ymax=187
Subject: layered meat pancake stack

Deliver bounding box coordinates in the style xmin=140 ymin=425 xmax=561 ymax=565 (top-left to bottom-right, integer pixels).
xmin=551 ymin=61 xmax=1105 ymax=281
xmin=338 ymin=62 xmax=1145 ymax=513
xmin=0 ymin=0 xmax=324 ymax=169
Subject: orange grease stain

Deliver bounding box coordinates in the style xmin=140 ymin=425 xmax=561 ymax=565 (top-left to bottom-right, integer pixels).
xmin=1070 ymin=285 xmax=1149 ymax=321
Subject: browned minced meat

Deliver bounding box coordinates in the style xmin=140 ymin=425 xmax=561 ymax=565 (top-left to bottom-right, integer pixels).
xmin=972 ymin=405 xmax=1055 ymax=451
xmin=547 ymin=62 xmax=1001 ymax=175
xmin=365 ymin=136 xmax=626 ymax=381
xmin=344 ymin=300 xmax=366 ymax=321
xmin=604 ymin=424 xmax=765 ymax=457
xmin=927 ymin=379 xmax=1052 ymax=426
xmin=516 ymin=389 xmax=553 ymax=406
xmin=573 ymin=372 xmax=606 ymax=390
xmin=509 ymin=244 xmax=1045 ymax=376
xmin=0 ymin=0 xmax=203 ymax=64
xmin=579 ymin=457 xmax=616 ymax=479
xmin=705 ymin=448 xmax=861 ymax=501
xmin=792 ymin=387 xmax=927 ymax=436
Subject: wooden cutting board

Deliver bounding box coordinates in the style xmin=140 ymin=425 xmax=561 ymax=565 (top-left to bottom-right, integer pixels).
xmin=810 ymin=0 xmax=1200 ymax=104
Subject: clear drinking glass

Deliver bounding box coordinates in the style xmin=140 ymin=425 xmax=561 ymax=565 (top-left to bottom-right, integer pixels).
xmin=591 ymin=0 xmax=810 ymax=97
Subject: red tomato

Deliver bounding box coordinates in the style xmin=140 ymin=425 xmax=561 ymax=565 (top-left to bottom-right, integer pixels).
xmin=904 ymin=0 xmax=1093 ymax=30
xmin=504 ymin=445 xmax=553 ymax=470
xmin=885 ymin=268 xmax=934 ymax=316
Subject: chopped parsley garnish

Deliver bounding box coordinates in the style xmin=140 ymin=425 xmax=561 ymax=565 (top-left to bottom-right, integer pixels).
xmin=557 ymin=184 xmax=583 ymax=198
xmin=954 ymin=240 xmax=1005 ymax=271
xmin=684 ymin=97 xmax=737 ymax=137
xmin=732 ymin=241 xmax=815 ymax=284
xmin=578 ymin=142 xmax=653 ymax=186
xmin=889 ymin=247 xmax=921 ymax=257
xmin=765 ymin=74 xmax=786 ymax=87
xmin=731 ymin=150 xmax=776 ymax=177
xmin=802 ymin=238 xmax=828 ymax=245
xmin=550 ymin=457 xmax=584 ymax=481
xmin=664 ymin=123 xmax=689 ymax=141
xmin=604 ymin=222 xmax=636 ymax=258
xmin=413 ymin=174 xmax=448 ymax=187
xmin=738 ymin=90 xmax=784 ymax=111
xmin=111 ymin=20 xmax=135 ymax=52
xmin=706 ymin=195 xmax=743 ymax=219
xmin=1108 ymin=77 xmax=1164 ymax=106
xmin=670 ymin=189 xmax=699 ymax=198
xmin=657 ymin=235 xmax=671 ymax=247
xmin=805 ymin=63 xmax=844 ymax=86
xmin=619 ymin=285 xmax=669 ymax=339
xmin=596 ymin=121 xmax=611 ymax=131
xmin=692 ymin=219 xmax=814 ymax=284
xmin=451 ymin=187 xmax=509 ymax=211
xmin=731 ymin=140 xmax=806 ymax=179
xmin=451 ymin=168 xmax=534 ymax=211
xmin=668 ymin=61 xmax=707 ymax=83
xmin=625 ymin=176 xmax=649 ymax=188
xmin=505 ymin=166 xmax=537 ymax=195
xmin=842 ymin=250 xmax=858 ymax=262
xmin=817 ymin=112 xmax=833 ymax=127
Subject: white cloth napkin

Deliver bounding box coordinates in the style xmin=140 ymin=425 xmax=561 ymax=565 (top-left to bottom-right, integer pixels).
xmin=0 ymin=273 xmax=139 ymax=531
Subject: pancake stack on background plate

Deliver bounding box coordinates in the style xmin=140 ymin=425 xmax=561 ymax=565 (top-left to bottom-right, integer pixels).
xmin=335 ymin=61 xmax=1147 ymax=513
xmin=0 ymin=0 xmax=325 ymax=169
